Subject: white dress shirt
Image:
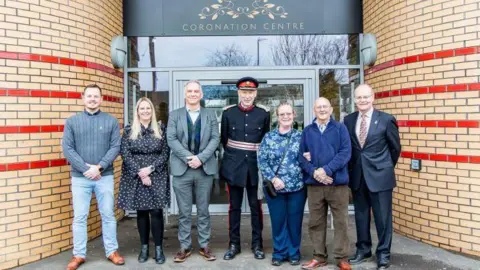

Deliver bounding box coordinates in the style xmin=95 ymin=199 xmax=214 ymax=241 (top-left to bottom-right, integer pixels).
xmin=355 ymin=108 xmax=374 ymax=142
xmin=187 ymin=106 xmax=200 ymax=123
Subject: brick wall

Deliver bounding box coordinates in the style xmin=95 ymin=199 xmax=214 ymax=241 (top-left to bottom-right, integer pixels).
xmin=363 ymin=0 xmax=480 ymax=256
xmin=0 ymin=0 xmax=123 ymax=268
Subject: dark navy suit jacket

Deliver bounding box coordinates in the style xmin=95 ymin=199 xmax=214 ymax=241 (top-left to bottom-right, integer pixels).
xmin=343 ymin=109 xmax=401 ymax=192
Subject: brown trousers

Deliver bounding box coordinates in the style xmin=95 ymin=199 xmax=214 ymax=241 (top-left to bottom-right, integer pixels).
xmin=307 ymin=185 xmax=350 ymax=261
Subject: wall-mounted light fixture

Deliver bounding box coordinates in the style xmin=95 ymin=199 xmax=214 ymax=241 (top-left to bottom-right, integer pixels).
xmin=110 ymin=36 xmax=127 ymax=69
xmin=361 ymin=33 xmax=377 ymax=66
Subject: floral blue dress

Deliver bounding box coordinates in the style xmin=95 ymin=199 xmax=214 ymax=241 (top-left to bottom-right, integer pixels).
xmin=258 ymin=128 xmax=304 ymax=193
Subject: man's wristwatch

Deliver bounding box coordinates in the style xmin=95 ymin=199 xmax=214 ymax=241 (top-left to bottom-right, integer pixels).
xmin=98 ymin=165 xmax=104 ymax=173
xmin=148 ymin=165 xmax=155 ymax=172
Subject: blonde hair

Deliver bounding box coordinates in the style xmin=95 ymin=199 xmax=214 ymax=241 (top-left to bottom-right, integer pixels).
xmin=130 ymin=97 xmax=162 ymax=140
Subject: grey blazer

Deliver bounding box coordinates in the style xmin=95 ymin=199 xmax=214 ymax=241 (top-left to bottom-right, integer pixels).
xmin=166 ymin=107 xmax=220 ymax=176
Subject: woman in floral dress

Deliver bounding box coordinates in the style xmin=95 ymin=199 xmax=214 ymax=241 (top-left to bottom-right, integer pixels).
xmin=118 ymin=97 xmax=170 ymax=264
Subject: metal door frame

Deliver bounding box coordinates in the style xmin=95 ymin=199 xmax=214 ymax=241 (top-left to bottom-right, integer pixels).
xmin=169 ymin=67 xmax=317 ymax=215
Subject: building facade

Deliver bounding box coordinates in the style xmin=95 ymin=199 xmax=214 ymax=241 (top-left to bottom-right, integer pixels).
xmin=364 ymin=0 xmax=480 ymax=257
xmin=0 ymin=0 xmax=479 ymax=268
xmin=0 ymin=0 xmax=124 ymax=268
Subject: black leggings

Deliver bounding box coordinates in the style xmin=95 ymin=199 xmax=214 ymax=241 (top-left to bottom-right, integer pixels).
xmin=137 ymin=209 xmax=164 ymax=246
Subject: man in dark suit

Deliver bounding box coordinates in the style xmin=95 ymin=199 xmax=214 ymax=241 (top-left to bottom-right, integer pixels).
xmin=343 ymin=84 xmax=401 ymax=270
xmin=221 ymin=77 xmax=270 ymax=260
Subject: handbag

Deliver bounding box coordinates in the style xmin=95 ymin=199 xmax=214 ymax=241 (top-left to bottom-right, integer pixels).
xmin=263 ymin=134 xmax=292 ymax=198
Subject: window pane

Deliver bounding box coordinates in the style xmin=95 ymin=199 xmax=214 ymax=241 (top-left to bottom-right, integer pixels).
xmin=127 ymin=72 xmax=169 ymax=125
xmin=319 ymin=69 xmax=359 ymax=122
xmin=128 ymin=35 xmax=359 ymax=68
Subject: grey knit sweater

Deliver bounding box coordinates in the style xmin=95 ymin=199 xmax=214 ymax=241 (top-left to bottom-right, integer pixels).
xmin=62 ymin=110 xmax=121 ymax=177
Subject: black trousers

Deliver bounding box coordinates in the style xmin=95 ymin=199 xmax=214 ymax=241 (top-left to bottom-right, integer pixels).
xmin=137 ymin=209 xmax=164 ymax=246
xmin=227 ymin=176 xmax=263 ymax=249
xmin=352 ymin=174 xmax=393 ymax=262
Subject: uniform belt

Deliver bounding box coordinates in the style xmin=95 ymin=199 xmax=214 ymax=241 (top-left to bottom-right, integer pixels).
xmin=226 ymin=139 xmax=260 ymax=151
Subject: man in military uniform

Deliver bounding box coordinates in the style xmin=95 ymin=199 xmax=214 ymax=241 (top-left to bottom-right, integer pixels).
xmin=221 ymin=77 xmax=270 ymax=260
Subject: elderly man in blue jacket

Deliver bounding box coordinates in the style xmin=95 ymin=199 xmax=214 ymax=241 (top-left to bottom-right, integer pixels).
xmin=299 ymin=97 xmax=352 ymax=270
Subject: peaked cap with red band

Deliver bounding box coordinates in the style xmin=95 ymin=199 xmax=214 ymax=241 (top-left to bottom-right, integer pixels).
xmin=236 ymin=76 xmax=259 ymax=90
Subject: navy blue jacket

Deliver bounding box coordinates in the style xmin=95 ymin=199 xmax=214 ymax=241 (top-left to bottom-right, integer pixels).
xmin=298 ymin=118 xmax=352 ymax=186
xmin=220 ymin=105 xmax=270 ymax=187
xmin=344 ymin=110 xmax=401 ymax=192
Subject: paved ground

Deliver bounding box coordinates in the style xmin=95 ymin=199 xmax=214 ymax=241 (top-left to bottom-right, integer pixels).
xmin=18 ymin=214 xmax=479 ymax=270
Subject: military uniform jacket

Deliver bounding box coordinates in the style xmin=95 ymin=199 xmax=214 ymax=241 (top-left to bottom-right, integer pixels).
xmin=220 ymin=105 xmax=270 ymax=187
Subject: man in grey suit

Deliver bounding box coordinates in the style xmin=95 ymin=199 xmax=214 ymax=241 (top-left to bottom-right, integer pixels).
xmin=167 ymin=80 xmax=220 ymax=263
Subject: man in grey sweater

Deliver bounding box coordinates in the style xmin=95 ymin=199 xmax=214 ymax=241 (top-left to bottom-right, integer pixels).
xmin=62 ymin=84 xmax=124 ymax=270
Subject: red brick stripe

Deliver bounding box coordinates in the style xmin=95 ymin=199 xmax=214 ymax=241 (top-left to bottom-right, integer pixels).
xmin=365 ymin=46 xmax=480 ymax=75
xmin=0 ymin=88 xmax=124 ymax=103
xmin=0 ymin=159 xmax=68 ymax=172
xmin=0 ymin=51 xmax=123 ymax=78
xmin=375 ymin=83 xmax=480 ymax=99
xmin=0 ymin=125 xmax=65 ymax=134
xmin=397 ymin=120 xmax=479 ymax=128
xmin=401 ymin=152 xmax=480 ymax=164
xmin=0 ymin=124 xmax=124 ymax=134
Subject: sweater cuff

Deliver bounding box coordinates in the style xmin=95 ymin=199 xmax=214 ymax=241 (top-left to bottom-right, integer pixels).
xmin=79 ymin=163 xmax=90 ymax=173
xmin=323 ymin=165 xmax=332 ymax=176
xmin=98 ymin=161 xmax=108 ymax=171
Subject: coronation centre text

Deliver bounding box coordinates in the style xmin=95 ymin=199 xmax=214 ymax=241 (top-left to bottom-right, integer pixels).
xmin=182 ymin=22 xmax=305 ymax=32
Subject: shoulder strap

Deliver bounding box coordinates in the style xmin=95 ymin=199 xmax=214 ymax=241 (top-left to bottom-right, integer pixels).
xmin=274 ymin=134 xmax=292 ymax=176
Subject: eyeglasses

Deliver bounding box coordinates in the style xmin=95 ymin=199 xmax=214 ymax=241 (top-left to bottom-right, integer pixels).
xmin=355 ymin=95 xmax=372 ymax=101
xmin=278 ymin=112 xmax=293 ymax=117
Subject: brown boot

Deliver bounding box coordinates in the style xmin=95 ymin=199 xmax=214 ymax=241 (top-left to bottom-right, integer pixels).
xmin=66 ymin=256 xmax=85 ymax=270
xmin=107 ymin=251 xmax=125 ymax=265
xmin=199 ymin=246 xmax=216 ymax=261
xmin=173 ymin=248 xmax=192 ymax=263
xmin=338 ymin=260 xmax=352 ymax=270
xmin=301 ymin=258 xmax=328 ymax=269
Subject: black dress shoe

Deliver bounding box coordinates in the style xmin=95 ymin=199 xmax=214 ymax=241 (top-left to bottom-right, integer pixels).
xmin=223 ymin=244 xmax=241 ymax=260
xmin=252 ymin=246 xmax=265 ymax=260
xmin=377 ymin=259 xmax=390 ymax=269
xmin=271 ymin=259 xmax=282 ymax=266
xmin=348 ymin=251 xmax=372 ymax=265
xmin=138 ymin=244 xmax=149 ymax=263
xmin=154 ymin=246 xmax=165 ymax=264
xmin=289 ymin=259 xmax=300 ymax=265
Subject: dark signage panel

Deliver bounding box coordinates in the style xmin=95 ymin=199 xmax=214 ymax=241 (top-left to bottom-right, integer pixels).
xmin=124 ymin=0 xmax=363 ymax=36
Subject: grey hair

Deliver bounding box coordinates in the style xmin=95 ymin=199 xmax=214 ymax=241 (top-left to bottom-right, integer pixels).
xmin=275 ymin=100 xmax=295 ymax=116
xmin=184 ymin=80 xmax=203 ymax=92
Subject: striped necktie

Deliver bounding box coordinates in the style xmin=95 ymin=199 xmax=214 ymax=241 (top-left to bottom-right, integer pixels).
xmin=359 ymin=114 xmax=367 ymax=147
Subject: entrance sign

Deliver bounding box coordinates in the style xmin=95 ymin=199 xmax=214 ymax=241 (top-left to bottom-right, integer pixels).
xmin=124 ymin=0 xmax=363 ymax=36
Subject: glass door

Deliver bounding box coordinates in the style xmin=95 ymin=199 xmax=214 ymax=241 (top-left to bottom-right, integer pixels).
xmin=170 ymin=68 xmax=317 ymax=214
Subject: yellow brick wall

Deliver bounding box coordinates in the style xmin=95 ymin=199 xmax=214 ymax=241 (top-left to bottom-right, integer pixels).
xmin=363 ymin=0 xmax=480 ymax=256
xmin=0 ymin=0 xmax=124 ymax=268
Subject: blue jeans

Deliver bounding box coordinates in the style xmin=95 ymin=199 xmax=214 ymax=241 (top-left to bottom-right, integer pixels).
xmin=265 ymin=188 xmax=307 ymax=261
xmin=71 ymin=175 xmax=118 ymax=258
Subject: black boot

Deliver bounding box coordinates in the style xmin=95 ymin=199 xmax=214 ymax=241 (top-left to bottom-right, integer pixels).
xmin=138 ymin=244 xmax=149 ymax=263
xmin=223 ymin=244 xmax=241 ymax=260
xmin=154 ymin=246 xmax=166 ymax=264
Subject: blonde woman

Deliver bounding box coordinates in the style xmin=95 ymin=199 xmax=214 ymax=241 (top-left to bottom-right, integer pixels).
xmin=118 ymin=97 xmax=170 ymax=264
